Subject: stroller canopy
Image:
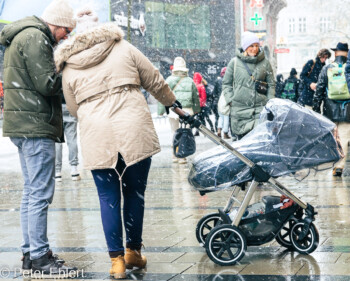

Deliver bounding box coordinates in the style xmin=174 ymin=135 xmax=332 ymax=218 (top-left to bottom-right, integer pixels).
xmin=189 ymin=99 xmax=343 ymax=192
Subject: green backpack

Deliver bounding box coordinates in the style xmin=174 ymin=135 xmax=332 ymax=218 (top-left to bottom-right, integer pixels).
xmin=327 ymin=63 xmax=350 ymax=100
xmin=281 ymin=80 xmax=297 ymax=101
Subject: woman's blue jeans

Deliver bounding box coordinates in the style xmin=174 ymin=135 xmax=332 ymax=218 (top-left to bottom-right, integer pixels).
xmin=91 ymin=155 xmax=151 ymax=253
xmin=218 ymin=113 xmax=230 ymax=133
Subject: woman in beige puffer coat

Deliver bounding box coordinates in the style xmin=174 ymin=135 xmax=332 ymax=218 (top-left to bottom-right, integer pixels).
xmin=54 ymin=9 xmax=176 ymax=279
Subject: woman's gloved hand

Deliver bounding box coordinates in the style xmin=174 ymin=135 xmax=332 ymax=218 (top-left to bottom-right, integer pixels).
xmin=165 ymin=100 xmax=182 ymax=114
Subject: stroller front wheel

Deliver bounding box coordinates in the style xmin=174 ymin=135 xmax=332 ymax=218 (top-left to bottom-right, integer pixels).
xmin=290 ymin=222 xmax=319 ymax=254
xmin=205 ymin=224 xmax=247 ymax=266
xmin=196 ymin=213 xmax=222 ymax=246
xmin=275 ymin=219 xmax=297 ymax=250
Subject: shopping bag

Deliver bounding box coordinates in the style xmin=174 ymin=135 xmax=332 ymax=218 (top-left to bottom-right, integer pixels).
xmin=173 ymin=127 xmax=196 ymax=158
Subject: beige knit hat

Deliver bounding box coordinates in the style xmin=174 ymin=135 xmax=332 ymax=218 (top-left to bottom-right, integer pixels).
xmin=75 ymin=7 xmax=99 ymax=33
xmin=172 ymin=57 xmax=188 ymax=72
xmin=42 ymin=0 xmax=76 ymax=29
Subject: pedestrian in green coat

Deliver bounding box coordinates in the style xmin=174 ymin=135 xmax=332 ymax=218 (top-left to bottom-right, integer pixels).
xmin=158 ymin=57 xmax=200 ymax=164
xmin=158 ymin=58 xmax=200 ymax=117
xmin=222 ymin=32 xmax=275 ymax=139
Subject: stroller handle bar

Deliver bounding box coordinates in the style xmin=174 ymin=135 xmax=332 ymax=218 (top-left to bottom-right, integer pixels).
xmin=172 ymin=106 xmax=190 ymax=118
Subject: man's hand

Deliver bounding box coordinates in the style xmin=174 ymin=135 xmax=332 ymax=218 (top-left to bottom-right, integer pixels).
xmin=310 ymin=83 xmax=317 ymax=91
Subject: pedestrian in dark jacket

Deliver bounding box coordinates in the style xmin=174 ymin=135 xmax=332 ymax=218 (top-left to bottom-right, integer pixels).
xmin=211 ymin=67 xmax=226 ymax=131
xmin=298 ymin=48 xmax=331 ymax=108
xmin=275 ymin=74 xmax=284 ymax=98
xmin=313 ymin=42 xmax=349 ymax=177
xmin=281 ymin=68 xmax=300 ymax=102
xmin=0 ymin=0 xmax=77 ymax=276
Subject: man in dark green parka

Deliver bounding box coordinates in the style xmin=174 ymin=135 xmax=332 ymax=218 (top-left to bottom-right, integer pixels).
xmin=222 ymin=32 xmax=275 ymax=139
xmin=0 ymin=0 xmax=78 ymax=277
xmin=1 ymin=15 xmax=64 ymax=139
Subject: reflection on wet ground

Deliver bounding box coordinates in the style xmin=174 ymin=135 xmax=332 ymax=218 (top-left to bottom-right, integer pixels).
xmin=1 ymin=134 xmax=350 ymax=280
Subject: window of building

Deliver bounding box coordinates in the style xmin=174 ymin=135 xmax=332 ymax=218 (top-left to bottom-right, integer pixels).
xmin=289 ymin=18 xmax=295 ymax=33
xmin=298 ymin=17 xmax=306 ymax=33
xmin=320 ymin=17 xmax=331 ymax=33
xmin=145 ymin=1 xmax=210 ymax=50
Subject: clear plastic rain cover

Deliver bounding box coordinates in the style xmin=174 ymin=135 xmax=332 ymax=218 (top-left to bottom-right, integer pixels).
xmin=188 ymin=99 xmax=344 ymax=192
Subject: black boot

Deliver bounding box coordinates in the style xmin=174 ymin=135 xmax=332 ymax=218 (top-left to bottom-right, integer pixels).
xmin=47 ymin=250 xmax=65 ymax=264
xmin=22 ymin=252 xmax=32 ymax=274
xmin=31 ymin=251 xmax=78 ymax=278
xmin=22 ymin=250 xmax=65 ymax=273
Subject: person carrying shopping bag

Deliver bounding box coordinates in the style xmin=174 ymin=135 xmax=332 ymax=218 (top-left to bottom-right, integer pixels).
xmin=158 ymin=57 xmax=201 ymax=164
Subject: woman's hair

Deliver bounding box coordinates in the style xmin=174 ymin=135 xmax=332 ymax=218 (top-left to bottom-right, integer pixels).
xmin=317 ymin=48 xmax=331 ymax=59
xmin=75 ymin=7 xmax=99 ymax=33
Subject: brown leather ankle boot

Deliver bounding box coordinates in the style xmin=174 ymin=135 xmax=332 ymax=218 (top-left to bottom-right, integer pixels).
xmin=125 ymin=248 xmax=147 ymax=269
xmin=223 ymin=132 xmax=230 ymax=139
xmin=110 ymin=256 xmax=126 ymax=279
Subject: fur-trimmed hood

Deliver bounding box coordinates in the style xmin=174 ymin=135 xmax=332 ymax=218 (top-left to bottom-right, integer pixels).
xmin=55 ymin=23 xmax=124 ymax=72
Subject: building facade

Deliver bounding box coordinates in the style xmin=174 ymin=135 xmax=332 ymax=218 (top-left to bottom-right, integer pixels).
xmin=276 ymin=0 xmax=350 ymax=75
xmin=110 ymin=0 xmax=236 ymax=85
xmin=111 ymin=0 xmax=286 ymax=83
xmin=234 ymin=0 xmax=287 ymax=70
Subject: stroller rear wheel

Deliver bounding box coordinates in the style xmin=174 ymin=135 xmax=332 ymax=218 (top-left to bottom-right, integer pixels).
xmin=290 ymin=222 xmax=319 ymax=254
xmin=275 ymin=219 xmax=296 ymax=249
xmin=205 ymin=224 xmax=247 ymax=266
xmin=196 ymin=213 xmax=222 ymax=246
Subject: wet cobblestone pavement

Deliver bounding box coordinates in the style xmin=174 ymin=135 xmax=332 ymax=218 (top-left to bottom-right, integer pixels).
xmin=1 ymin=120 xmax=350 ymax=280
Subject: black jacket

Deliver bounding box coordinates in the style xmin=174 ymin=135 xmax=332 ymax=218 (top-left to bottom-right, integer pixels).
xmin=345 ymin=52 xmax=350 ymax=91
xmin=209 ymin=76 xmax=223 ymax=108
xmin=298 ymin=57 xmax=325 ymax=106
xmin=313 ymin=56 xmax=348 ymax=120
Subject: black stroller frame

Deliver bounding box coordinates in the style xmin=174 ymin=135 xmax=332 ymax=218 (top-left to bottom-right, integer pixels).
xmin=173 ymin=106 xmax=319 ymax=266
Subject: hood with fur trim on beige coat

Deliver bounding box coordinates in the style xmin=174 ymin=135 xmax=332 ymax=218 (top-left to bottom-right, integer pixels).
xmin=54 ymin=23 xmax=176 ymax=170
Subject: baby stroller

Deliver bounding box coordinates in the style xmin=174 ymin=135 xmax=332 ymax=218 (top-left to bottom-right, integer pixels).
xmin=172 ymin=99 xmax=343 ymax=266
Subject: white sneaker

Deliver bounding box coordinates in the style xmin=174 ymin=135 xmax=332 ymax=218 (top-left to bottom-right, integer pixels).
xmin=71 ymin=166 xmax=81 ymax=181
xmin=178 ymin=158 xmax=187 ymax=164
xmin=172 ymin=156 xmax=178 ymax=163
xmin=55 ymin=172 xmax=62 ymax=182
